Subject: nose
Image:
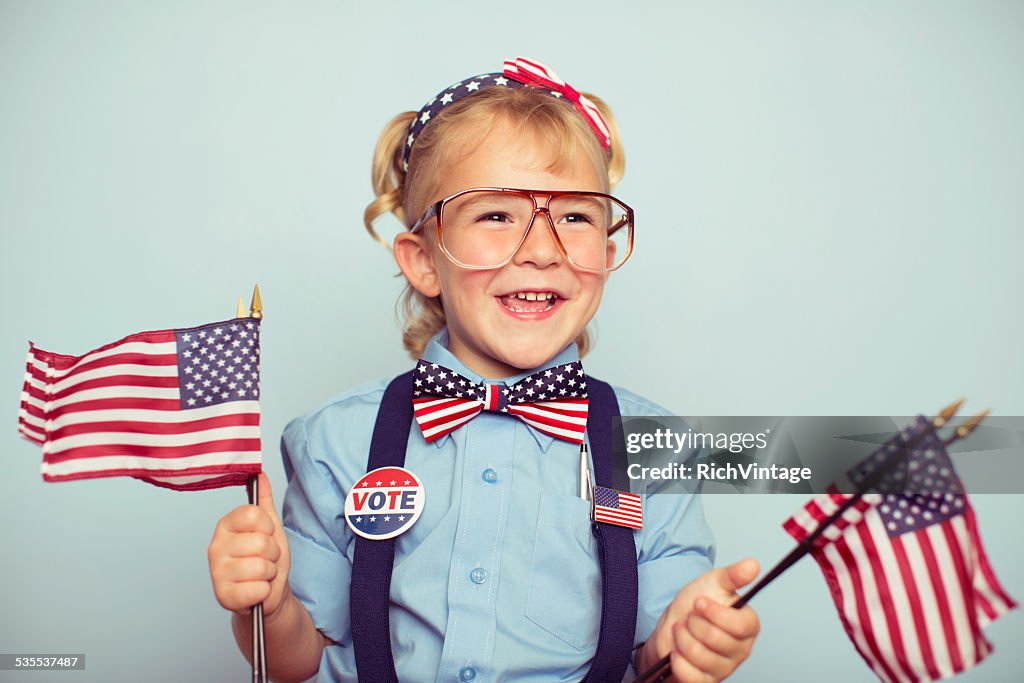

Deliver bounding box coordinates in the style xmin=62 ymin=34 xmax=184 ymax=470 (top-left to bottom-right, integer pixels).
xmin=513 ymin=208 xmax=564 ymax=268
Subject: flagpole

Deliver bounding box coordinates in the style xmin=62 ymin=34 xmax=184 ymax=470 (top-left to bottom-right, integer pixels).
xmin=635 ymin=401 xmax=985 ymax=683
xmin=246 ymin=475 xmax=266 ymax=683
xmin=241 ymin=286 xmax=266 ymax=683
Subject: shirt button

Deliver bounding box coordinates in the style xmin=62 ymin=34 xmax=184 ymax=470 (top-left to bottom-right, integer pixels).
xmin=469 ymin=567 xmax=487 ymax=584
xmin=458 ymin=666 xmax=477 ymax=681
xmin=481 ymin=467 xmax=498 ymax=484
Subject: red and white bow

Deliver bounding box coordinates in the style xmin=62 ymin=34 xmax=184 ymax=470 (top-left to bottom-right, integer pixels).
xmin=503 ymin=56 xmax=611 ymax=149
xmin=411 ymin=359 xmax=589 ymax=444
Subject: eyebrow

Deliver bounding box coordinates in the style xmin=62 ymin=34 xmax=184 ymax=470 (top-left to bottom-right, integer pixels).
xmin=554 ymin=195 xmax=605 ymax=206
xmin=448 ymin=192 xmax=518 ymax=210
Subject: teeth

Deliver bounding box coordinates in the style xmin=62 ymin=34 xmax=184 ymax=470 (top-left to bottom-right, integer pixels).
xmin=502 ymin=291 xmax=558 ymax=313
xmin=511 ymin=291 xmax=555 ymax=301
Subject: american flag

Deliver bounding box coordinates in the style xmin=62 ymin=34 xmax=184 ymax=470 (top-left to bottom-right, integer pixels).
xmin=783 ymin=417 xmax=1016 ymax=683
xmin=18 ymin=318 xmax=261 ymax=491
xmin=411 ymin=360 xmax=589 ymax=443
xmin=594 ymin=485 xmax=642 ymax=530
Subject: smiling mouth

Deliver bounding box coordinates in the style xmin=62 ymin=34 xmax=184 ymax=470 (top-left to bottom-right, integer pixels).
xmin=497 ymin=291 xmax=559 ymax=313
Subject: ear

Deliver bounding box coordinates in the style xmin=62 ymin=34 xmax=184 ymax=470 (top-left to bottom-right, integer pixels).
xmin=394 ymin=232 xmax=441 ymax=297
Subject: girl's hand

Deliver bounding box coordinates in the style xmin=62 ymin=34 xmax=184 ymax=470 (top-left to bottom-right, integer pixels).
xmin=208 ymin=472 xmax=292 ymax=619
xmin=639 ymin=559 xmax=761 ymax=682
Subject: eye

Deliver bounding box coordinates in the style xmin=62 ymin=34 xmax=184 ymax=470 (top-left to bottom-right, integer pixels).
xmin=474 ymin=212 xmax=515 ymax=225
xmin=558 ymin=212 xmax=597 ymax=225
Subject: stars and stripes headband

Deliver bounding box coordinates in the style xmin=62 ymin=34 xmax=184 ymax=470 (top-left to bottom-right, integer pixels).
xmin=402 ymin=56 xmax=612 ymax=170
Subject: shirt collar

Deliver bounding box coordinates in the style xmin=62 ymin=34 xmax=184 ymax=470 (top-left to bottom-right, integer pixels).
xmin=419 ymin=327 xmax=580 ymax=452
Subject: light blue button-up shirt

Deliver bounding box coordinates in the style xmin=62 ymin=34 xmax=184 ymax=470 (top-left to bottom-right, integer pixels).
xmin=281 ymin=329 xmax=715 ymax=682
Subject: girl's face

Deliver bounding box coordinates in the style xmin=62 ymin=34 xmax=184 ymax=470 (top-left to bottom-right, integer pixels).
xmin=395 ymin=118 xmax=610 ymax=378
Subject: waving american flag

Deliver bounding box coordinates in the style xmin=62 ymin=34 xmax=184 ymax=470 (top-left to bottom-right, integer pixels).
xmin=18 ymin=318 xmax=261 ymax=491
xmin=784 ymin=417 xmax=1015 ymax=683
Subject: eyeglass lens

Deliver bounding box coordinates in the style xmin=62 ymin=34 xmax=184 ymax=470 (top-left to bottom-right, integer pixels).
xmin=439 ymin=191 xmax=631 ymax=270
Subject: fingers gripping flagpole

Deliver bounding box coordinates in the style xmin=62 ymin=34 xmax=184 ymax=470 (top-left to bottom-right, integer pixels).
xmin=241 ymin=286 xmax=267 ymax=683
xmin=636 ymin=400 xmax=989 ymax=683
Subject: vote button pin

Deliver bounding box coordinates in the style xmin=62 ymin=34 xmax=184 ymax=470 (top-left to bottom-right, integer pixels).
xmin=344 ymin=466 xmax=425 ymax=540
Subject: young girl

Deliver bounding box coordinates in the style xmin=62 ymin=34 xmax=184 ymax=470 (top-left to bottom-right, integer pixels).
xmin=208 ymin=57 xmax=760 ymax=682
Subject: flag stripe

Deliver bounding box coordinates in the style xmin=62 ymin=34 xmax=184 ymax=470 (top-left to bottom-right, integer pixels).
xmin=28 ymin=359 xmax=179 ymax=391
xmin=819 ymin=542 xmax=892 ymax=682
xmin=28 ymin=350 xmax=179 ymax=379
xmin=527 ymin=398 xmax=588 ymax=407
xmin=46 ymin=425 xmax=261 ymax=453
xmin=851 ymin=528 xmax=917 ymax=679
xmin=521 ymin=399 xmax=588 ymax=413
xmin=784 ymin=491 xmax=872 ymax=545
xmin=43 ymin=438 xmax=261 ymax=463
xmin=594 ymin=509 xmax=642 ymax=529
xmin=411 ymin=396 xmax=463 ymax=414
xmin=420 ymin=410 xmax=480 ymax=442
xmin=900 ymin=530 xmax=957 ymax=677
xmin=507 ymin=403 xmax=588 ymax=426
xmin=940 ymin=519 xmax=983 ymax=665
xmin=45 ymin=395 xmax=186 ymax=417
xmin=414 ymin=397 xmax=481 ymax=419
xmin=137 ymin=472 xmax=254 ymax=491
xmin=44 ymin=373 xmax=181 ymax=401
xmin=964 ymin=506 xmax=1018 ymax=621
xmin=47 ymin=414 xmax=259 ymax=441
xmin=415 ymin=402 xmax=483 ymax=431
xmin=29 ymin=338 xmax=178 ymax=376
xmin=21 ymin=400 xmax=44 ymax=420
xmin=43 ymin=457 xmax=260 ymax=479
xmin=40 ymin=386 xmax=183 ymax=411
xmin=856 ymin=520 xmax=920 ymax=682
xmin=20 ymin=408 xmax=44 ymax=430
xmin=889 ymin=535 xmax=942 ymax=679
xmin=514 ymin=414 xmax=585 ymax=443
xmin=19 ymin=425 xmax=45 ymax=444
xmin=833 ymin=533 xmax=906 ymax=683
xmin=946 ymin=518 xmax=987 ymax=667
xmin=958 ymin=521 xmax=991 ymax=658
xmin=917 ymin=528 xmax=966 ymax=672
xmin=46 ymin=401 xmax=260 ymax=430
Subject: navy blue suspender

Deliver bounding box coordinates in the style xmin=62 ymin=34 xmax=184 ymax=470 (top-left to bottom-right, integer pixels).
xmin=350 ymin=370 xmax=638 ymax=682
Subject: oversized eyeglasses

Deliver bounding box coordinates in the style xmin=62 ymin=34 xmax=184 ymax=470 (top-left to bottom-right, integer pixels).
xmin=409 ymin=188 xmax=634 ymax=272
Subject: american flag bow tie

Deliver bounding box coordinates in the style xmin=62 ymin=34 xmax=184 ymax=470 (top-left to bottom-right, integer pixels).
xmin=412 ymin=360 xmax=589 ymax=444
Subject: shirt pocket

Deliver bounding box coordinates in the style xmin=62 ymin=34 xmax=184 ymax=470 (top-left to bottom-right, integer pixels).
xmin=525 ymin=492 xmax=601 ymax=651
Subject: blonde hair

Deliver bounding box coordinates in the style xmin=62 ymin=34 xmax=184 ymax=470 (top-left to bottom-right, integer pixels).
xmin=364 ymin=85 xmax=625 ymax=359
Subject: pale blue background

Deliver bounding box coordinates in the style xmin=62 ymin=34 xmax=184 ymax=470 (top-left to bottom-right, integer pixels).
xmin=1 ymin=1 xmax=1021 ymax=682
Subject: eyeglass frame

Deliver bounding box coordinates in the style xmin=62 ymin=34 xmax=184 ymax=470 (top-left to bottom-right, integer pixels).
xmin=408 ymin=187 xmax=635 ymax=272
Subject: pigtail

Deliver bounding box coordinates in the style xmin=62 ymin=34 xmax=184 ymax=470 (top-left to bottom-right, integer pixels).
xmin=363 ymin=111 xmax=448 ymax=359
xmin=582 ymin=92 xmax=626 ymax=190
xmin=364 ymin=112 xmax=415 ymax=247
xmin=399 ymin=285 xmax=447 ymax=359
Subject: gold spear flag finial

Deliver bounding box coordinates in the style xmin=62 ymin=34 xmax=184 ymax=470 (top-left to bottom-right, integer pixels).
xmin=249 ymin=284 xmax=263 ymax=320
xmin=932 ymin=398 xmax=965 ymax=428
xmin=236 ymin=297 xmax=246 ymax=319
xmin=954 ymin=409 xmax=990 ymax=442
